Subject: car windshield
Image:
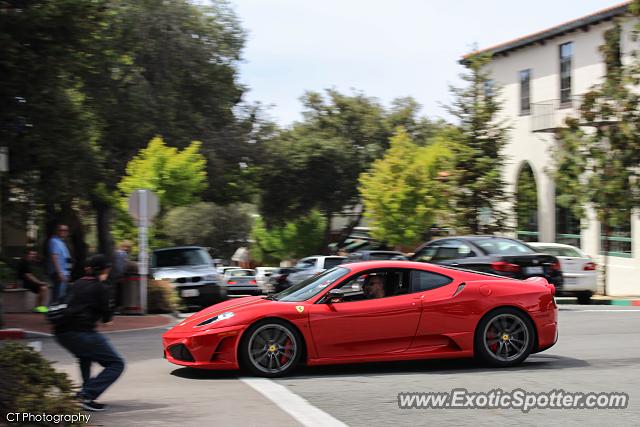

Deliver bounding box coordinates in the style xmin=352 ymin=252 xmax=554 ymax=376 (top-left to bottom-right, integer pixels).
xmin=153 ymin=248 xmax=211 ymax=267
xmin=273 ymin=267 xmax=350 ymax=302
xmin=535 ymin=246 xmax=583 ymax=257
xmin=227 ymin=269 xmax=255 ymax=277
xmin=474 ymin=238 xmax=535 ymax=255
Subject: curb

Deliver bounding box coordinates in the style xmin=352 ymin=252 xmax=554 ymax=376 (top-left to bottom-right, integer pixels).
xmin=556 ymin=297 xmax=640 ymax=306
xmin=0 ymin=328 xmax=52 ymax=340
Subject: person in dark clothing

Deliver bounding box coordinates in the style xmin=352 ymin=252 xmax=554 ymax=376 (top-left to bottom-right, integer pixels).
xmin=54 ymin=254 xmax=125 ymax=412
xmin=18 ymin=249 xmax=49 ymax=312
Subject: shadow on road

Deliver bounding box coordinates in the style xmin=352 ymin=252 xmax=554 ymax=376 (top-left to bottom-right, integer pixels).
xmin=170 ymin=354 xmax=589 ymax=380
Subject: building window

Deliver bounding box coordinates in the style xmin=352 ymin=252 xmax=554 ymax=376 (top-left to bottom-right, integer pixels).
xmin=484 ymin=79 xmax=494 ymax=98
xmin=556 ymin=204 xmax=581 ymax=248
xmin=519 ymin=69 xmax=531 ymax=115
xmin=559 ymin=42 xmax=573 ymax=105
xmin=516 ymin=162 xmax=538 ymax=241
xmin=601 ymin=214 xmax=632 ymax=258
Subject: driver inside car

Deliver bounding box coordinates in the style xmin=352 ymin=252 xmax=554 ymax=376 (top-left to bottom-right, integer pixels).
xmin=363 ymin=274 xmax=386 ymax=299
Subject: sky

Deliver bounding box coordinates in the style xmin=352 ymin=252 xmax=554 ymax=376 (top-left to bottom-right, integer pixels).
xmin=228 ymin=0 xmax=626 ymax=126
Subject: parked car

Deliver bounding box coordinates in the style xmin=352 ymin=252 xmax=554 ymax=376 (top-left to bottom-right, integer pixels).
xmin=163 ymin=260 xmax=557 ymax=376
xmin=286 ymin=256 xmax=347 ymax=285
xmin=216 ymin=266 xmax=241 ymax=282
xmin=346 ymin=250 xmax=407 ymax=262
xmin=411 ymin=236 xmax=564 ymax=288
xmin=266 ymin=267 xmax=299 ymax=293
xmin=152 ymin=246 xmax=227 ymax=309
xmin=528 ymin=242 xmax=596 ymax=304
xmin=255 ymin=267 xmax=278 ymax=292
xmin=223 ymin=268 xmax=263 ymax=296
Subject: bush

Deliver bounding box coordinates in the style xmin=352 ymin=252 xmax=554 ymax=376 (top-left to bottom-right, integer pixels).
xmin=0 ymin=342 xmax=80 ymax=426
xmin=147 ymin=279 xmax=181 ymax=313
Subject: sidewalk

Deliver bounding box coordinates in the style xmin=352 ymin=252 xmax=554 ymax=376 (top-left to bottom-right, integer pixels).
xmin=0 ymin=313 xmax=175 ymax=339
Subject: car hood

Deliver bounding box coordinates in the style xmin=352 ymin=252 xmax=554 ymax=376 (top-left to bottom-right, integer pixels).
xmin=172 ymin=296 xmax=272 ymax=330
xmin=152 ymin=265 xmax=216 ymax=279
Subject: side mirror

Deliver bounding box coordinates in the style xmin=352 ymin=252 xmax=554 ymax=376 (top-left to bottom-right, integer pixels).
xmin=325 ymin=288 xmax=345 ymax=304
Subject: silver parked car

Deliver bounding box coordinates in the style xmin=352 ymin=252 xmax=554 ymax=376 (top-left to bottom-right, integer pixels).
xmin=152 ymin=246 xmax=227 ymax=308
xmin=223 ymin=268 xmax=263 ymax=296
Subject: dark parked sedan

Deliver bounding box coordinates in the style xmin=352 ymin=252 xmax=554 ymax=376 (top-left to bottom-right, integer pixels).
xmin=266 ymin=267 xmax=298 ymax=293
xmin=410 ymin=236 xmax=564 ymax=288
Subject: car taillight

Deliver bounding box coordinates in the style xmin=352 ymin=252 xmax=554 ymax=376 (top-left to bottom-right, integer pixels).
xmin=491 ymin=261 xmax=521 ymax=273
xmin=228 ymin=280 xmax=237 ymax=285
xmin=550 ymin=261 xmax=561 ymax=271
xmin=249 ymin=279 xmax=257 ymax=285
xmin=584 ymin=262 xmax=596 ymax=271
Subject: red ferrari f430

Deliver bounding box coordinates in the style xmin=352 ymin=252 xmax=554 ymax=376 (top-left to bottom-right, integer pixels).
xmin=163 ymin=261 xmax=558 ymax=377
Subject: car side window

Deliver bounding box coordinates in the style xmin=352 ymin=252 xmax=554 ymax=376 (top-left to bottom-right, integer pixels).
xmin=413 ymin=242 xmax=443 ymax=262
xmin=432 ymin=240 xmax=475 ymax=261
xmin=410 ymin=270 xmax=453 ymax=292
xmin=330 ymin=269 xmax=411 ymax=303
xmin=296 ymin=259 xmax=316 ymax=269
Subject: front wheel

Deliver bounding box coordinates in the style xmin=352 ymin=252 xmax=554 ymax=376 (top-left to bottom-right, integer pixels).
xmin=475 ymin=308 xmax=535 ymax=367
xmin=239 ymin=320 xmax=302 ymax=377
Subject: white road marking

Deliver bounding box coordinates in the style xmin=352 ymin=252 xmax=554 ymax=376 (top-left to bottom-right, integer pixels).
xmin=240 ymin=377 xmax=348 ymax=427
xmin=570 ymin=309 xmax=640 ymax=312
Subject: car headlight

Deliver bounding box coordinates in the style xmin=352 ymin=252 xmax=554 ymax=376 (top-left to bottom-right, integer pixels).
xmin=196 ymin=311 xmax=234 ymax=327
xmin=204 ymin=274 xmax=217 ymax=281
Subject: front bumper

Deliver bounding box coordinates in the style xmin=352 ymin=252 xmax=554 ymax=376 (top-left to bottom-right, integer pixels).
xmin=175 ymin=282 xmax=227 ymax=307
xmin=163 ymin=324 xmax=245 ymax=370
xmin=226 ymin=285 xmax=263 ymax=296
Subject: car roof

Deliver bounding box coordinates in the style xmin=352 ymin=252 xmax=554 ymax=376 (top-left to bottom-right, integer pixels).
xmin=528 ymin=242 xmax=579 ymax=249
xmin=153 ymin=246 xmax=205 ymax=252
xmin=334 ymin=260 xmax=505 ymax=280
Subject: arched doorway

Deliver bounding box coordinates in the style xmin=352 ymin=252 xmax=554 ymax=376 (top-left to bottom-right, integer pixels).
xmin=515 ymin=162 xmax=539 ymax=242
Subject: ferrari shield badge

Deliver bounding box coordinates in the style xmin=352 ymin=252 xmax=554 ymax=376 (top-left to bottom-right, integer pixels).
xmin=295 ymin=306 xmax=305 ymax=313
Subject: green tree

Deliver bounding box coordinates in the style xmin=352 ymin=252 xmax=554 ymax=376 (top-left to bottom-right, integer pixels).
xmin=358 ymin=128 xmax=454 ymax=247
xmin=447 ymin=53 xmax=510 ymax=234
xmin=117 ymin=136 xmax=207 ymax=210
xmin=113 ymin=136 xmax=207 ymax=245
xmin=250 ymin=212 xmax=327 ymax=264
xmin=258 ymin=89 xmax=442 ymax=250
xmin=163 ymin=202 xmax=252 ymax=259
xmin=551 ymin=11 xmax=640 ymax=293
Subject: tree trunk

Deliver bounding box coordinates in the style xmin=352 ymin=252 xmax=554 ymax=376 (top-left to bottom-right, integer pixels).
xmin=334 ymin=208 xmax=364 ymax=252
xmin=94 ymin=198 xmax=114 ymax=259
xmin=60 ymin=201 xmax=87 ymax=281
xmin=320 ymin=211 xmax=334 ymax=254
xmin=602 ymin=210 xmax=610 ymax=296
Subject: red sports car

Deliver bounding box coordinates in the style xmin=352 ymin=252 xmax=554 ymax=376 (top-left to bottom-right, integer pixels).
xmin=163 ymin=261 xmax=558 ymax=377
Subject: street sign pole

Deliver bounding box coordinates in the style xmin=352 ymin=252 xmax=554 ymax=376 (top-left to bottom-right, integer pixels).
xmin=138 ymin=189 xmax=149 ymax=314
xmin=128 ymin=189 xmax=158 ymax=315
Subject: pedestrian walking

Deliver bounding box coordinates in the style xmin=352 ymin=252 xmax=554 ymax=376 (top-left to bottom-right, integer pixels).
xmin=46 ymin=223 xmax=72 ymax=303
xmin=17 ymin=249 xmax=49 ymax=313
xmin=110 ymin=240 xmax=133 ymax=309
xmin=53 ymin=254 xmax=125 ymax=412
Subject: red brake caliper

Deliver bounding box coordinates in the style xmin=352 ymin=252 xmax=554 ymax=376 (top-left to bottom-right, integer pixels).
xmin=487 ymin=327 xmax=498 ymax=353
xmin=280 ymin=338 xmax=291 ymax=365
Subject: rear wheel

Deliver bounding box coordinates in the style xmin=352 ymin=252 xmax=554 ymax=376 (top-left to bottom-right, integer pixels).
xmin=577 ymin=291 xmax=592 ymax=305
xmin=239 ymin=320 xmax=302 ymax=377
xmin=475 ymin=308 xmax=535 ymax=367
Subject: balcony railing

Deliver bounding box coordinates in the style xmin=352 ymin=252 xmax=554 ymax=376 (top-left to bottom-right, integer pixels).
xmin=530 ymin=97 xmax=582 ymax=132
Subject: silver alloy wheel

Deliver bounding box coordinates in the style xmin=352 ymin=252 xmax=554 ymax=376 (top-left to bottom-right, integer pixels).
xmin=247 ymin=324 xmax=297 ymax=374
xmin=482 ymin=313 xmax=529 ymax=362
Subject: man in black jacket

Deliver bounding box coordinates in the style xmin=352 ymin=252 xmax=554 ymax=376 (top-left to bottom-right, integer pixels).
xmin=54 ymin=254 xmax=125 ymax=412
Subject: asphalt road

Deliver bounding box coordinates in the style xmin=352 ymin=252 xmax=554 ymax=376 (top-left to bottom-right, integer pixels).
xmin=26 ymin=305 xmax=640 ymax=427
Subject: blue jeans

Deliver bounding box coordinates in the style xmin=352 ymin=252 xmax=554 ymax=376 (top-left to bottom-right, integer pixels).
xmin=49 ymin=273 xmax=68 ymax=304
xmin=55 ymin=331 xmax=125 ymax=400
